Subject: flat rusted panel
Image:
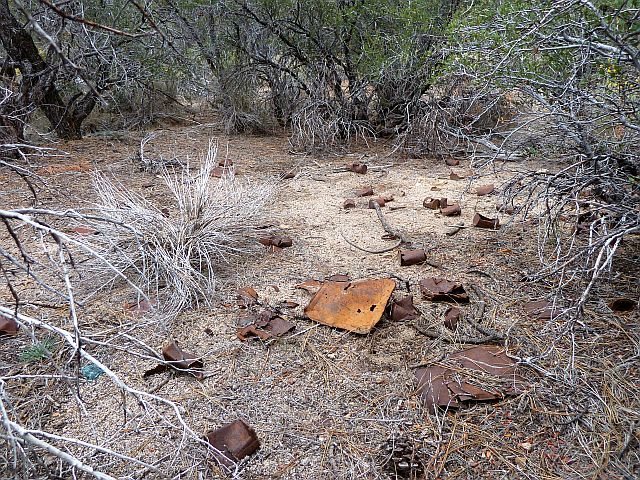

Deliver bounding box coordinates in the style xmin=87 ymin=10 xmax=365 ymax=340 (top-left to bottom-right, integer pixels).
xmin=206 ymin=420 xmax=260 ymax=467
xmin=304 ymin=278 xmax=396 ymax=333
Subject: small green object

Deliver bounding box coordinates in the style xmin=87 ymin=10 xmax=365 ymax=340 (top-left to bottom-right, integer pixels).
xmin=20 ymin=337 xmax=56 ymax=363
xmin=81 ymin=363 xmax=104 ymax=381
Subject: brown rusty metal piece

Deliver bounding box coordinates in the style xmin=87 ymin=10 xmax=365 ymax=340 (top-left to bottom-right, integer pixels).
xmin=218 ymin=158 xmax=234 ymax=167
xmin=472 ymin=213 xmax=500 ymax=229
xmin=326 ymin=274 xmax=350 ymax=282
xmin=283 ymin=171 xmax=296 ymax=179
xmin=496 ymin=204 xmax=516 ymax=215
xmin=399 ymin=249 xmax=427 ymax=266
xmin=205 ymin=420 xmax=260 ymax=467
xmin=382 ymin=194 xmax=394 ymax=203
xmin=123 ymin=298 xmax=157 ymax=316
xmin=161 ymin=340 xmax=204 ymax=379
xmin=440 ymin=204 xmax=461 ymax=217
xmin=524 ymin=300 xmax=557 ymax=320
xmin=419 ymin=277 xmax=469 ymax=303
xmin=609 ymin=298 xmax=636 ymax=313
xmin=295 ymin=279 xmax=324 ymax=293
xmin=445 ymin=158 xmax=460 ymax=166
xmin=72 ymin=226 xmax=98 ymax=236
xmin=258 ymin=236 xmax=293 ymax=248
xmin=0 ymin=314 xmax=18 ymax=336
xmin=237 ymin=310 xmax=295 ymax=341
xmin=347 ymin=162 xmax=368 ymax=174
xmin=390 ymin=296 xmax=420 ymax=322
xmin=449 ymin=171 xmax=464 ymax=180
xmin=475 ymin=184 xmax=495 ymax=196
xmin=355 ymin=186 xmax=374 ymax=197
xmin=211 ymin=166 xmax=232 ymax=178
xmin=368 ymin=197 xmax=386 ymax=209
xmin=423 ymin=198 xmax=440 ymax=209
xmin=415 ymin=345 xmax=525 ymax=413
xmin=304 ymin=278 xmax=396 ymax=333
xmin=343 ymin=198 xmax=356 ymax=209
xmin=237 ymin=287 xmax=259 ymax=308
xmin=444 ymin=307 xmax=461 ymax=330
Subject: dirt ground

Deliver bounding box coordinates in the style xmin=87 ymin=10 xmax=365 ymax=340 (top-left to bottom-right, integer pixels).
xmin=1 ymin=119 xmax=638 ymax=479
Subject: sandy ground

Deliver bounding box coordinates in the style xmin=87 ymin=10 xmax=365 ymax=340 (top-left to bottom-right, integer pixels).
xmin=1 ymin=120 xmax=638 ymax=479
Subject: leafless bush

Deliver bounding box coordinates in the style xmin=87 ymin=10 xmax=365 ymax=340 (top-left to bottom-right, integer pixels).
xmin=91 ymin=141 xmax=275 ymax=313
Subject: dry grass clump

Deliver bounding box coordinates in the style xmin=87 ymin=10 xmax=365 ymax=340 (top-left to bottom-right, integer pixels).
xmin=92 ymin=141 xmax=274 ymax=313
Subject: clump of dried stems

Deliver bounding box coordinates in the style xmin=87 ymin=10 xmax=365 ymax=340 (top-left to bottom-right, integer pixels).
xmin=92 ymin=141 xmax=274 ymax=313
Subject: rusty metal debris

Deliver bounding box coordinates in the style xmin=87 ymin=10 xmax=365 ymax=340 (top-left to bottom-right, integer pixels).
xmin=444 ymin=306 xmax=461 ymax=330
xmin=368 ymin=197 xmax=386 ymax=209
xmin=71 ymin=226 xmax=98 ymax=236
xmin=237 ymin=287 xmax=259 ymax=308
xmin=258 ymin=236 xmax=293 ymax=248
xmin=237 ymin=310 xmax=295 ymax=341
xmin=295 ymin=279 xmax=324 ymax=293
xmin=0 ymin=314 xmax=18 ymax=336
xmin=400 ymin=249 xmax=427 ymax=266
xmin=304 ymin=278 xmax=396 ymax=333
xmin=343 ymin=198 xmax=356 ymax=209
xmin=423 ymin=198 xmax=440 ymax=209
xmin=205 ymin=419 xmax=260 ymax=468
xmin=440 ymin=204 xmax=461 ymax=217
xmin=123 ymin=298 xmax=157 ymax=316
xmin=347 ymin=162 xmax=368 ymax=174
xmin=211 ymin=166 xmax=233 ymax=178
xmin=524 ymin=300 xmax=557 ymax=320
xmin=472 ymin=213 xmax=500 ymax=229
xmin=496 ymin=204 xmax=517 ymax=215
xmin=326 ymin=274 xmax=350 ymax=282
xmin=475 ymin=184 xmax=495 ymax=196
xmin=415 ymin=345 xmax=525 ymax=412
xmin=449 ymin=171 xmax=464 ymax=180
xmin=283 ymin=171 xmax=296 ymax=179
xmin=390 ymin=296 xmax=420 ymax=322
xmin=144 ymin=340 xmax=204 ymax=379
xmin=609 ymin=298 xmax=636 ymax=312
xmin=355 ymin=186 xmax=374 ymax=197
xmin=445 ymin=158 xmax=460 ymax=166
xmin=419 ymin=278 xmax=469 ymax=303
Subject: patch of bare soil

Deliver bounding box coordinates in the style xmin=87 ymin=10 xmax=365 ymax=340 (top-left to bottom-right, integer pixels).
xmin=1 ymin=120 xmax=638 ymax=479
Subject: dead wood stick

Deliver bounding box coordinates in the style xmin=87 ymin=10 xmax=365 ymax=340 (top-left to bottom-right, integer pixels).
xmin=372 ymin=202 xmax=411 ymax=243
xmin=340 ymin=232 xmax=402 ymax=253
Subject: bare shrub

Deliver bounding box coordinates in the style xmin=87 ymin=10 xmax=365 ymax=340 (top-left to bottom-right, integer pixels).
xmin=92 ymin=141 xmax=275 ymax=313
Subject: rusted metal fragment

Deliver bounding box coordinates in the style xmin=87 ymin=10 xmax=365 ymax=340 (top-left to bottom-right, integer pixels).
xmin=382 ymin=194 xmax=395 ymax=203
xmin=71 ymin=226 xmax=98 ymax=236
xmin=264 ymin=317 xmax=295 ymax=336
xmin=475 ymin=184 xmax=495 ymax=196
xmin=281 ymin=300 xmax=299 ymax=309
xmin=472 ymin=213 xmax=500 ymax=229
xmin=343 ymin=199 xmax=356 ymax=209
xmin=449 ymin=171 xmax=464 ymax=180
xmin=283 ymin=171 xmax=296 ymax=179
xmin=440 ymin=198 xmax=449 ymax=208
xmin=347 ymin=162 xmax=368 ymax=174
xmin=237 ymin=287 xmax=259 ymax=308
xmin=295 ymin=279 xmax=324 ymax=293
xmin=400 ymin=249 xmax=427 ymax=266
xmin=415 ymin=345 xmax=525 ymax=413
xmin=326 ymin=274 xmax=350 ymax=282
xmin=355 ymin=186 xmax=374 ymax=197
xmin=445 ymin=158 xmax=460 ymax=166
xmin=390 ymin=296 xmax=420 ymax=322
xmin=143 ymin=341 xmax=204 ymax=379
xmin=496 ymin=204 xmax=516 ymax=215
xmin=609 ymin=298 xmax=636 ymax=312
xmin=419 ymin=278 xmax=469 ymax=303
xmin=237 ymin=325 xmax=272 ymax=341
xmin=218 ymin=158 xmax=234 ymax=167
xmin=444 ymin=306 xmax=461 ymax=330
xmin=237 ymin=309 xmax=295 ymax=341
xmin=258 ymin=236 xmax=293 ymax=248
xmin=123 ymin=298 xmax=157 ymax=316
xmin=524 ymin=300 xmax=557 ymax=320
xmin=304 ymin=278 xmax=396 ymax=333
xmin=205 ymin=420 xmax=260 ymax=468
xmin=0 ymin=314 xmax=18 ymax=336
xmin=368 ymin=197 xmax=386 ymax=209
xmin=440 ymin=204 xmax=461 ymax=217
xmin=423 ymin=198 xmax=440 ymax=209
xmin=211 ymin=166 xmax=233 ymax=178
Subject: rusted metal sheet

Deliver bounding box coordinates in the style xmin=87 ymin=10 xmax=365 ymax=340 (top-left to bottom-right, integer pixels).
xmin=206 ymin=420 xmax=260 ymax=468
xmin=304 ymin=278 xmax=396 ymax=333
xmin=347 ymin=162 xmax=368 ymax=174
xmin=423 ymin=198 xmax=440 ymax=209
xmin=472 ymin=213 xmax=500 ymax=229
xmin=400 ymin=249 xmax=427 ymax=266
xmin=475 ymin=184 xmax=495 ymax=196
xmin=390 ymin=296 xmax=420 ymax=322
xmin=444 ymin=306 xmax=461 ymax=330
xmin=419 ymin=277 xmax=469 ymax=303
xmin=368 ymin=197 xmax=386 ymax=209
xmin=355 ymin=186 xmax=374 ymax=197
xmin=343 ymin=199 xmax=356 ymax=209
xmin=0 ymin=314 xmax=18 ymax=336
xmin=440 ymin=204 xmax=461 ymax=216
xmin=415 ymin=345 xmax=525 ymax=413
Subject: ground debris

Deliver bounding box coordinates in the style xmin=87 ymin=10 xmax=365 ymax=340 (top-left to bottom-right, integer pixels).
xmin=143 ymin=340 xmax=204 ymax=379
xmin=390 ymin=295 xmax=420 ymax=322
xmin=419 ymin=277 xmax=469 ymax=303
xmin=236 ymin=310 xmax=295 ymax=341
xmin=0 ymin=314 xmax=19 ymax=336
xmin=205 ymin=419 xmax=260 ymax=468
xmin=415 ymin=345 xmax=525 ymax=413
xmin=399 ymin=249 xmax=427 ymax=266
xmin=473 ymin=213 xmax=500 ymax=229
xmin=304 ymin=278 xmax=396 ymax=333
xmin=237 ymin=287 xmax=259 ymax=308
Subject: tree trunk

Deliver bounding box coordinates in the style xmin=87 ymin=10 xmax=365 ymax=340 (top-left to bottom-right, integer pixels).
xmin=0 ymin=0 xmax=94 ymax=140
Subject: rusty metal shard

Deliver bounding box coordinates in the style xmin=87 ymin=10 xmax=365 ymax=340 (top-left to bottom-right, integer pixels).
xmin=423 ymin=198 xmax=440 ymax=209
xmin=347 ymin=162 xmax=368 ymax=174
xmin=343 ymin=198 xmax=356 ymax=209
xmin=355 ymin=186 xmax=374 ymax=197
xmin=390 ymin=296 xmax=420 ymax=322
xmin=162 ymin=340 xmax=204 ymax=379
xmin=0 ymin=314 xmax=18 ymax=336
xmin=524 ymin=300 xmax=557 ymax=320
xmin=440 ymin=204 xmax=461 ymax=217
xmin=472 ymin=213 xmax=500 ymax=229
xmin=400 ymin=249 xmax=427 ymax=266
xmin=304 ymin=278 xmax=396 ymax=333
xmin=205 ymin=419 xmax=260 ymax=468
xmin=444 ymin=306 xmax=461 ymax=330
xmin=419 ymin=277 xmax=469 ymax=303
xmin=415 ymin=345 xmax=525 ymax=413
xmin=475 ymin=184 xmax=495 ymax=196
